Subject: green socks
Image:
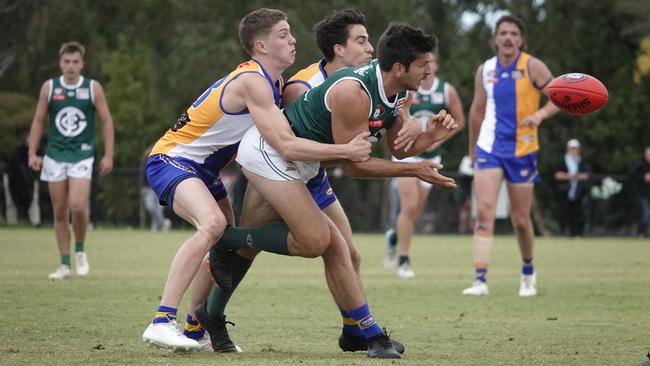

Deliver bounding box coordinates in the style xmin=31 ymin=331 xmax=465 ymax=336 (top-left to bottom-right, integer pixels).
xmin=75 ymin=242 xmax=84 ymax=252
xmin=61 ymin=254 xmax=71 ymax=266
xmin=222 ymin=222 xmax=290 ymax=255
xmin=206 ymin=253 xmax=254 ymax=318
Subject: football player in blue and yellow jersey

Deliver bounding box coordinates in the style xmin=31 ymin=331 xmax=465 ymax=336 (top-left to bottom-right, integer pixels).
xmin=28 ymin=41 xmax=115 ymax=281
xmin=464 ymin=15 xmax=561 ymax=297
xmin=141 ymin=8 xmax=371 ymax=351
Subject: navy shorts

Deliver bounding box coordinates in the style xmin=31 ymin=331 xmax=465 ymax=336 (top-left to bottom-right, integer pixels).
xmin=474 ymin=146 xmax=540 ymax=184
xmin=306 ymin=168 xmax=337 ymax=210
xmin=145 ymin=154 xmax=227 ymax=208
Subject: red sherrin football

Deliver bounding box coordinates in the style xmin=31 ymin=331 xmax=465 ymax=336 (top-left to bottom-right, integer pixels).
xmin=546 ymin=73 xmax=608 ymax=115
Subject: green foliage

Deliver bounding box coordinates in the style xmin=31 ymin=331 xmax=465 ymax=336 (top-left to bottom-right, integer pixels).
xmin=1 ymin=0 xmax=649 ymax=230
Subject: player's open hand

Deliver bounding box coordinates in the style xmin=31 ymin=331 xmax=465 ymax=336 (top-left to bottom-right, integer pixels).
xmin=415 ymin=160 xmax=457 ymax=188
xmin=393 ymin=116 xmax=421 ymax=152
xmin=425 ymin=109 xmax=458 ymax=143
xmin=28 ymin=154 xmax=43 ymax=171
xmin=520 ymin=112 xmax=542 ymax=128
xmin=99 ymin=155 xmax=113 ymax=176
xmin=346 ymin=131 xmax=372 ymax=162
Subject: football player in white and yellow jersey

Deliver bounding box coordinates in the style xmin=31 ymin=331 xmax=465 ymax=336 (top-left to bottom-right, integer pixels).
xmin=464 ymin=15 xmax=560 ymax=297
xmin=141 ymin=8 xmax=371 ymax=351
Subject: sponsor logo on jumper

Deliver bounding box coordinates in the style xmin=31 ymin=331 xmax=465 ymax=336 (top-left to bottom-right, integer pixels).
xmin=76 ymin=88 xmax=90 ymax=100
xmin=511 ymin=70 xmax=525 ymax=79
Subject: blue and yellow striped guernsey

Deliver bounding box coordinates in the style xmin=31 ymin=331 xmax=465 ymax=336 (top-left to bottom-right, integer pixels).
xmin=477 ymin=52 xmax=542 ymax=158
xmin=150 ymin=59 xmax=282 ymax=172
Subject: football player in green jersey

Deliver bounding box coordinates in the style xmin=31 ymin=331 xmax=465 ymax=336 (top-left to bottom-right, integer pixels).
xmin=384 ymin=52 xmax=465 ymax=279
xmin=28 ymin=41 xmax=114 ymax=280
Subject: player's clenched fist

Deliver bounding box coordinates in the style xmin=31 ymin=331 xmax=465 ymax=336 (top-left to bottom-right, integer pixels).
xmin=346 ymin=131 xmax=372 ymax=162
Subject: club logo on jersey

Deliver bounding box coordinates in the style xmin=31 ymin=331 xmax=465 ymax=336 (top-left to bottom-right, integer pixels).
xmin=353 ymin=64 xmax=373 ymax=76
xmin=486 ymin=69 xmax=498 ymax=84
xmin=76 ymin=87 xmax=90 ymax=100
xmin=372 ymin=104 xmax=385 ymax=119
xmin=54 ymin=106 xmax=87 ymax=137
xmin=511 ymin=70 xmax=525 ymax=79
xmin=501 ymin=72 xmax=510 ymax=79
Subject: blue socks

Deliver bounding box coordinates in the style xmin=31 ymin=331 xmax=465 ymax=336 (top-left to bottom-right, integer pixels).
xmin=347 ymin=303 xmax=383 ymax=339
xmin=183 ymin=313 xmax=205 ymax=339
xmin=340 ymin=308 xmax=362 ymax=337
xmin=153 ymin=305 xmax=177 ymax=324
xmin=475 ymin=268 xmax=487 ymax=283
xmin=522 ymin=258 xmax=534 ymax=276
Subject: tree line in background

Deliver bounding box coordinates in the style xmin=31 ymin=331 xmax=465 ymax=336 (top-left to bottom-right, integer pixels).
xmin=1 ymin=0 xmax=649 ymax=232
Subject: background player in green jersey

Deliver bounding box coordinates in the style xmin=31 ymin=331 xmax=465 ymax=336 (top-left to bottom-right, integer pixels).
xmin=384 ymin=52 xmax=465 ymax=279
xmin=28 ymin=41 xmax=115 ymax=280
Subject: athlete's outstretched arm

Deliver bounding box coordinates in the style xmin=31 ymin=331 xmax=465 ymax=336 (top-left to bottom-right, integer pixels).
xmin=330 ymin=81 xmax=456 ymax=188
xmin=239 ymin=74 xmax=370 ymax=162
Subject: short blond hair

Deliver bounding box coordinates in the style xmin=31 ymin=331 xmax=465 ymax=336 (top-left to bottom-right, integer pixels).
xmin=239 ymin=8 xmax=287 ymax=55
xmin=59 ymin=41 xmax=85 ymax=57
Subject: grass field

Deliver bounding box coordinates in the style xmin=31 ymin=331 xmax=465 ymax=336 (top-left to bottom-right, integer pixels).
xmin=1 ymin=227 xmax=648 ymax=365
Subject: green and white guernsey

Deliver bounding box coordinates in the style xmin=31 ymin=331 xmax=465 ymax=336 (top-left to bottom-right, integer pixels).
xmin=285 ymin=59 xmax=408 ymax=144
xmin=410 ymin=77 xmax=448 ymax=160
xmin=46 ymin=76 xmax=96 ymax=162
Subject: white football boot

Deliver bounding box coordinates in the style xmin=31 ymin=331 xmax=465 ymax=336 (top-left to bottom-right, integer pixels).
xmin=396 ymin=263 xmax=415 ymax=279
xmin=75 ymin=252 xmax=90 ymax=276
xmin=462 ymin=280 xmax=489 ymax=296
xmin=142 ymin=319 xmax=202 ymax=351
xmin=48 ymin=265 xmax=72 ymax=280
xmin=518 ymin=273 xmax=537 ymax=297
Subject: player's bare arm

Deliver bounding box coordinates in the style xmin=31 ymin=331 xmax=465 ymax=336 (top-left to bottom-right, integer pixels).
xmin=235 ymin=73 xmax=371 ymax=162
xmin=520 ymin=57 xmax=561 ymax=128
xmin=280 ymin=82 xmax=308 ymax=108
xmin=468 ymin=65 xmax=487 ymax=161
xmin=92 ymin=81 xmax=115 ymax=176
xmin=330 ymin=80 xmax=456 ymax=188
xmin=391 ymin=92 xmax=422 ymax=152
xmin=27 ymin=81 xmax=50 ymax=171
xmin=387 ymin=108 xmax=457 ymax=160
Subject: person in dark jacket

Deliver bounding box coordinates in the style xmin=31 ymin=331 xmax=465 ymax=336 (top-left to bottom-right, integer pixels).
xmin=553 ymin=139 xmax=591 ymax=236
xmin=629 ymin=146 xmax=650 ymax=237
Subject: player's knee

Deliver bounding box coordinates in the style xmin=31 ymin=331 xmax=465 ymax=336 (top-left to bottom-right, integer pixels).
xmin=196 ymin=214 xmax=227 ymax=245
xmin=299 ymin=230 xmax=330 ymax=258
xmin=511 ymin=214 xmax=530 ymax=232
xmin=401 ymin=204 xmax=420 ymax=221
xmin=52 ymin=206 xmax=68 ymax=221
xmin=69 ymin=202 xmax=86 ymax=217
xmin=349 ymin=248 xmax=361 ymax=272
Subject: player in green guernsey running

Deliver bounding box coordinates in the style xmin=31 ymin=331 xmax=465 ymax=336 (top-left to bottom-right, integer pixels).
xmin=28 ymin=41 xmax=115 ymax=280
xmin=383 ymin=51 xmax=465 ymax=279
xmin=206 ymin=23 xmax=458 ymax=359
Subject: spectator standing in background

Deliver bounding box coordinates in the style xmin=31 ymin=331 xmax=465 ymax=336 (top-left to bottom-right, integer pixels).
xmin=553 ymin=139 xmax=591 ymax=237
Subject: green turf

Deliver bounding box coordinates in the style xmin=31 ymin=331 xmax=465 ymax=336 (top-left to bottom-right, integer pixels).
xmin=1 ymin=227 xmax=649 ymax=365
